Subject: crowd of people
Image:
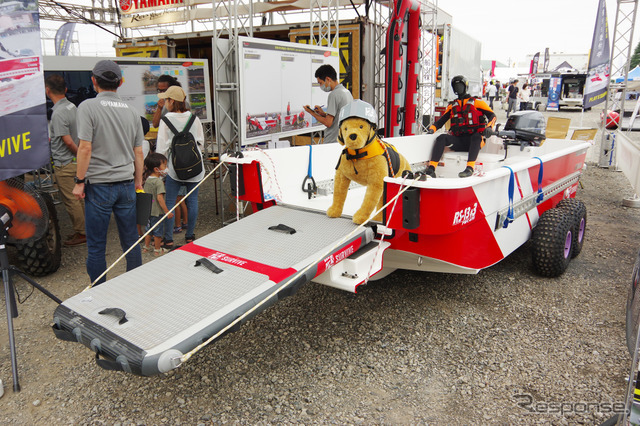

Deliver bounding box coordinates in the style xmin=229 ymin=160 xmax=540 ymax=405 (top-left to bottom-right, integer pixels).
xmin=45 ymin=60 xmax=205 ymax=285
xmin=483 ymin=79 xmax=540 ymax=117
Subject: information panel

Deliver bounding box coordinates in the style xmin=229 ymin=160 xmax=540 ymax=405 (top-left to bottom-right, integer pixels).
xmin=43 ymin=56 xmax=212 ymax=124
xmin=238 ymin=36 xmax=340 ymax=144
xmin=0 ymin=0 xmax=50 ymax=180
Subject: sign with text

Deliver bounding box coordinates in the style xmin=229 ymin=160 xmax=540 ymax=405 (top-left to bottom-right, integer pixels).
xmin=583 ymin=0 xmax=610 ymax=109
xmin=238 ymin=36 xmax=339 ymax=144
xmin=44 ymin=56 xmax=212 ymax=124
xmin=0 ymin=0 xmax=50 ymax=180
xmin=547 ymin=77 xmax=562 ymax=111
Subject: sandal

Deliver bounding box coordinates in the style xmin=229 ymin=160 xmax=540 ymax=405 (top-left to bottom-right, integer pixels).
xmin=154 ymin=248 xmax=163 ymax=257
xmin=185 ymin=235 xmax=195 ymax=244
xmin=142 ymin=246 xmax=151 ymax=253
xmin=173 ymin=226 xmax=182 ymax=234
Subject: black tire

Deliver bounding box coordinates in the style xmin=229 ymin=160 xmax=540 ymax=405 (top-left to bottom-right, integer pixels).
xmin=15 ymin=191 xmax=62 ymax=276
xmin=556 ymin=198 xmax=587 ymax=258
xmin=626 ymin=249 xmax=640 ymax=356
xmin=532 ymin=208 xmax=573 ymax=277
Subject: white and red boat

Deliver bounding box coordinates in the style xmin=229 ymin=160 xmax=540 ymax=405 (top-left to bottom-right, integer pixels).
xmin=52 ymin=114 xmax=591 ymax=375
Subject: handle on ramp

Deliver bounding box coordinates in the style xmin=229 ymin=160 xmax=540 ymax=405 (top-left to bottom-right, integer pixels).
xmin=99 ymin=307 xmax=128 ymax=325
xmin=268 ymin=224 xmax=296 ymax=234
xmin=195 ymin=258 xmax=223 ymax=274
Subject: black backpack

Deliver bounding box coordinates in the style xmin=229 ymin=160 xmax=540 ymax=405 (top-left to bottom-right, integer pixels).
xmin=162 ymin=114 xmax=203 ymax=180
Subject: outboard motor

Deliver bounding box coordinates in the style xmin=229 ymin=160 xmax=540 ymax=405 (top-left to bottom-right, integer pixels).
xmin=503 ymin=111 xmax=546 ymax=146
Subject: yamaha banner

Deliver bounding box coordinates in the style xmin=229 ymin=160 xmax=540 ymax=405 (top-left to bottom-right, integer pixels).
xmin=0 ymin=0 xmax=50 ymax=180
xmin=543 ymin=47 xmax=550 ymax=73
xmin=531 ymin=52 xmax=540 ymax=75
xmin=55 ymin=22 xmax=76 ymax=56
xmin=583 ymin=0 xmax=610 ymax=109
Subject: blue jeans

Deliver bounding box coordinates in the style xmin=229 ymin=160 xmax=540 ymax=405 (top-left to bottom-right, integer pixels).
xmin=84 ymin=181 xmax=142 ymax=285
xmin=163 ymin=175 xmax=200 ymax=243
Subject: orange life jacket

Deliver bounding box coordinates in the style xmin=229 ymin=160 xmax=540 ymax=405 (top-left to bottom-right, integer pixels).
xmin=449 ymin=97 xmax=487 ymax=136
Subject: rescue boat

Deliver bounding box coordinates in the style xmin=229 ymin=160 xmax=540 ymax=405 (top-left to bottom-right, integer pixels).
xmin=52 ymin=111 xmax=590 ymax=375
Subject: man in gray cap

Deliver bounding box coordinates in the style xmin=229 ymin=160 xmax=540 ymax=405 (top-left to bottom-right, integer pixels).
xmin=72 ymin=60 xmax=144 ymax=285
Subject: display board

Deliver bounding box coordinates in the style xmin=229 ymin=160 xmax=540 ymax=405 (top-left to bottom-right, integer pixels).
xmin=0 ymin=0 xmax=50 ymax=180
xmin=43 ymin=56 xmax=212 ymax=125
xmin=238 ymin=36 xmax=340 ymax=144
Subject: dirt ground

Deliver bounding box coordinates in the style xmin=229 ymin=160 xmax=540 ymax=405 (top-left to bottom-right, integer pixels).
xmin=1 ymin=105 xmax=640 ymax=424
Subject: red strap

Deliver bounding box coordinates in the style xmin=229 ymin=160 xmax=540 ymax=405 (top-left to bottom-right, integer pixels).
xmin=178 ymin=243 xmax=297 ymax=283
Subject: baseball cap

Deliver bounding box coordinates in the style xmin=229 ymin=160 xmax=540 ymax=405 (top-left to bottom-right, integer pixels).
xmin=158 ymin=85 xmax=186 ymax=102
xmin=92 ymin=60 xmax=121 ymax=83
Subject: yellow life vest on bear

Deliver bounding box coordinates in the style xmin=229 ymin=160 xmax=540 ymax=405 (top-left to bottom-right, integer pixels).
xmin=338 ymin=139 xmax=402 ymax=177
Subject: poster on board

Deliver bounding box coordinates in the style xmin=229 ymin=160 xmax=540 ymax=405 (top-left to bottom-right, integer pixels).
xmin=0 ymin=0 xmax=50 ymax=180
xmin=238 ymin=36 xmax=340 ymax=144
xmin=43 ymin=56 xmax=213 ymax=125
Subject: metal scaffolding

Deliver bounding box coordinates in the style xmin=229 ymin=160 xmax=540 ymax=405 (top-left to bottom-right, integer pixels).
xmin=372 ymin=0 xmax=390 ymax=130
xmin=211 ymin=0 xmax=341 ymax=224
xmin=418 ymin=0 xmax=437 ymax=133
xmin=599 ymin=0 xmax=638 ymax=167
xmin=38 ymin=0 xmax=123 ymax=37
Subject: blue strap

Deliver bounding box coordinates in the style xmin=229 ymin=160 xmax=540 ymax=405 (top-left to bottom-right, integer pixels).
xmin=307 ymin=145 xmax=313 ymax=177
xmin=533 ymin=156 xmax=544 ymax=203
xmin=503 ymin=166 xmax=515 ymax=228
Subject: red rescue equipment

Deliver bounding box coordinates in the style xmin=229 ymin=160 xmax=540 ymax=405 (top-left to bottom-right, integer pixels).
xmin=384 ymin=0 xmax=421 ymax=138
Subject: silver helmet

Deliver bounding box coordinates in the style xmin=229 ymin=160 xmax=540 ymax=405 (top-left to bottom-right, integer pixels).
xmin=338 ymin=100 xmax=378 ymax=128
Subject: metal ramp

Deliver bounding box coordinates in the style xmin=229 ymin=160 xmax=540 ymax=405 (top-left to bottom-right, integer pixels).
xmin=53 ymin=205 xmax=373 ymax=376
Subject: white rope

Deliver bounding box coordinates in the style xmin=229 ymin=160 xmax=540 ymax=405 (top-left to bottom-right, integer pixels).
xmin=82 ymin=160 xmax=225 ymax=292
xmin=179 ymin=176 xmax=421 ymax=365
xmin=244 ymin=146 xmax=284 ymax=203
xmin=363 ymin=173 xmax=410 ymax=285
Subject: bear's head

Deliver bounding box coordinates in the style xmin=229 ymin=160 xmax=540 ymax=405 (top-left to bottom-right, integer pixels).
xmin=338 ymin=117 xmax=376 ymax=151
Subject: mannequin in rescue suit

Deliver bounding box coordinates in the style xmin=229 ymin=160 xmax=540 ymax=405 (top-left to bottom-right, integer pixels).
xmin=426 ymin=75 xmax=496 ymax=178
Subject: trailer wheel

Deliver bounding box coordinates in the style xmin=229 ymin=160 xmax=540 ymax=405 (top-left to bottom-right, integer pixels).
xmin=556 ymin=198 xmax=587 ymax=258
xmin=15 ymin=191 xmax=62 ymax=276
xmin=532 ymin=208 xmax=573 ymax=277
xmin=626 ymin=249 xmax=640 ymax=356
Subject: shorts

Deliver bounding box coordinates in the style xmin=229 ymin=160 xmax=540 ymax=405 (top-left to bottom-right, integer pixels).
xmin=146 ymin=215 xmax=164 ymax=237
xmin=177 ymin=185 xmax=187 ymax=197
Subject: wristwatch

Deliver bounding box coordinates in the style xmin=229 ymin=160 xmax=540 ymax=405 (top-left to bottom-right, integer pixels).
xmin=74 ymin=176 xmax=86 ymax=184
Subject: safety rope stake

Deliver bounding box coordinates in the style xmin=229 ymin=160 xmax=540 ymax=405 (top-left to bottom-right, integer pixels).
xmin=178 ymin=176 xmax=422 ymax=366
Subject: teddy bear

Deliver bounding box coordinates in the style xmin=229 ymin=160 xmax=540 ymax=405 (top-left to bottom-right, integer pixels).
xmin=327 ymin=100 xmax=411 ymax=225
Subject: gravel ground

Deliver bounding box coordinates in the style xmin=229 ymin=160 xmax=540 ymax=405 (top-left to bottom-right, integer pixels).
xmin=1 ymin=105 xmax=640 ymax=424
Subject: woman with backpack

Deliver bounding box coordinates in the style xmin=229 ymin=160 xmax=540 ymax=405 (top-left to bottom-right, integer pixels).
xmin=155 ymin=85 xmax=205 ymax=249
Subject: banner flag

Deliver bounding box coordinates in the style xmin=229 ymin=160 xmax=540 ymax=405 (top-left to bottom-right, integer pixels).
xmin=55 ymin=22 xmax=76 ymax=56
xmin=532 ymin=52 xmax=540 ymax=75
xmin=0 ymin=0 xmax=50 ymax=180
xmin=583 ymin=0 xmax=610 ymax=109
xmin=543 ymin=47 xmax=550 ymax=72
xmin=491 ymin=60 xmax=496 ymax=77
xmin=547 ymin=77 xmax=562 ymax=111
